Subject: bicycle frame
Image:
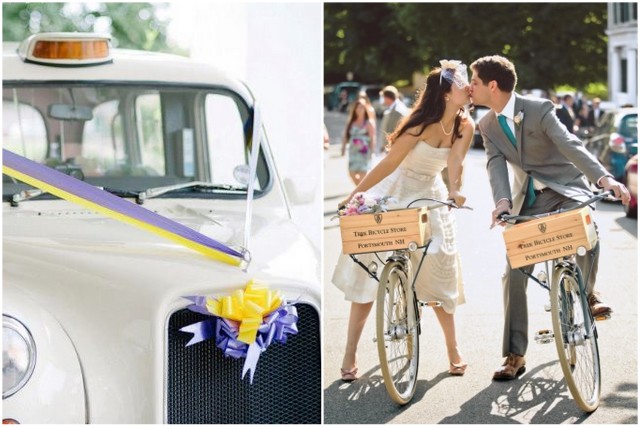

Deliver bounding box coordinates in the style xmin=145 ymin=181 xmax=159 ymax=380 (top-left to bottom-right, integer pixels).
xmin=522 ymin=256 xmax=598 ymax=341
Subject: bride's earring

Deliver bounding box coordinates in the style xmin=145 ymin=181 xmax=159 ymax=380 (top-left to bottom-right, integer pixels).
xmin=445 ymin=97 xmax=450 ymax=102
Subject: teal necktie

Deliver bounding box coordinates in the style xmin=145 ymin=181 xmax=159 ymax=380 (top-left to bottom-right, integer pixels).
xmin=497 ymin=114 xmax=536 ymax=207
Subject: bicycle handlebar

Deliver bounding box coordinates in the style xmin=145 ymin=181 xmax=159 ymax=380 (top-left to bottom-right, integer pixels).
xmin=406 ymin=197 xmax=473 ymax=211
xmin=498 ymin=190 xmax=614 ymax=224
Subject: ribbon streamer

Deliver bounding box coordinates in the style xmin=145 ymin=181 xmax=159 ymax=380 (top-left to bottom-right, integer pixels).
xmin=2 ymin=149 xmax=244 ymax=266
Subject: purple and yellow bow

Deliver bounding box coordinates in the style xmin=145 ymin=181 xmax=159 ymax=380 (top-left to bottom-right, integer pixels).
xmin=180 ymin=280 xmax=299 ymax=383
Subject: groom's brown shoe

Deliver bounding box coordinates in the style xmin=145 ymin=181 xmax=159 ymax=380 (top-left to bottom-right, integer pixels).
xmin=492 ymin=353 xmax=526 ymax=381
xmin=588 ymin=292 xmax=612 ymax=318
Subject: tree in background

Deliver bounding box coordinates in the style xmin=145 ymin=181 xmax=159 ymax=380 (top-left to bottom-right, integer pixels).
xmin=3 ymin=2 xmax=177 ymax=53
xmin=324 ymin=3 xmax=417 ymax=84
xmin=325 ymin=3 xmax=608 ymax=93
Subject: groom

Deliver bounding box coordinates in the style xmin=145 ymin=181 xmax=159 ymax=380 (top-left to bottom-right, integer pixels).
xmin=468 ymin=55 xmax=630 ymax=381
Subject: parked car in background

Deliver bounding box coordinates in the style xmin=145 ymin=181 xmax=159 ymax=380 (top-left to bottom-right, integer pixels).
xmin=471 ymin=105 xmax=491 ymax=148
xmin=3 ymin=32 xmax=320 ymax=424
xmin=325 ymin=81 xmax=361 ymax=112
xmin=624 ymin=155 xmax=637 ymax=218
xmin=584 ymin=107 xmax=638 ymax=181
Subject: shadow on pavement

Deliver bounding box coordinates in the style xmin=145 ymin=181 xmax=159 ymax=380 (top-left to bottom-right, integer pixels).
xmin=614 ymin=217 xmax=637 ymax=238
xmin=440 ymin=361 xmax=596 ymax=424
xmin=595 ymin=200 xmax=637 ymax=238
xmin=324 ymin=364 xmax=449 ymax=424
xmin=325 ymin=360 xmax=621 ymax=424
xmin=600 ymin=381 xmax=639 ymax=424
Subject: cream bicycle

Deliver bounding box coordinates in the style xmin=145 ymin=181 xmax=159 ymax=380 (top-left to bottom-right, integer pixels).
xmin=343 ymin=198 xmax=471 ymax=404
xmin=498 ymin=191 xmax=613 ymax=412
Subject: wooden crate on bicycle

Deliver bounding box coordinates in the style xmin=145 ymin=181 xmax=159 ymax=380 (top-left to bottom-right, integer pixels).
xmin=339 ymin=207 xmax=431 ymax=254
xmin=503 ymin=206 xmax=598 ymax=268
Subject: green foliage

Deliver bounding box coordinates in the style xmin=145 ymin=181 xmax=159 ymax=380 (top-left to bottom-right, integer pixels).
xmin=324 ymin=3 xmax=417 ymax=84
xmin=2 ymin=2 xmax=176 ymax=53
xmin=325 ymin=3 xmax=608 ymax=90
xmin=582 ymin=82 xmax=609 ymax=99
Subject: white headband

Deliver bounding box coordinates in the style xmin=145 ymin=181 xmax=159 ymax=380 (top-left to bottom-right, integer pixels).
xmin=439 ymin=59 xmax=469 ymax=89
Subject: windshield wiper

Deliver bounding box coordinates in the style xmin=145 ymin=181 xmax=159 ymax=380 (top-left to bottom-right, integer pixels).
xmin=9 ymin=188 xmax=48 ymax=206
xmin=136 ymin=181 xmax=247 ymax=204
xmin=7 ymin=186 xmax=139 ymax=207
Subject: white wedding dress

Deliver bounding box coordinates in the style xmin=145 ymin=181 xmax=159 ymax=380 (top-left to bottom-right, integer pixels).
xmin=332 ymin=141 xmax=465 ymax=314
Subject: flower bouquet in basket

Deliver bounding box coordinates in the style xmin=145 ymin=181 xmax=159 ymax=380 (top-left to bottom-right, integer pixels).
xmin=338 ymin=192 xmax=396 ymax=217
xmin=337 ymin=193 xmax=430 ymax=255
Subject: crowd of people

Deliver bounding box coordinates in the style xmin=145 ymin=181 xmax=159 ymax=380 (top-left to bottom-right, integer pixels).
xmin=554 ymin=93 xmax=604 ymax=138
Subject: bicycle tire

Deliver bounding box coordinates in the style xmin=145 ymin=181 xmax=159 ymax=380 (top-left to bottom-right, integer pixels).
xmin=376 ymin=260 xmax=419 ymax=405
xmin=550 ymin=265 xmax=601 ymax=412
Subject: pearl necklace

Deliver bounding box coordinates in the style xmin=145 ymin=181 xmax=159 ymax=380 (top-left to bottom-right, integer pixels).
xmin=440 ymin=119 xmax=454 ymax=136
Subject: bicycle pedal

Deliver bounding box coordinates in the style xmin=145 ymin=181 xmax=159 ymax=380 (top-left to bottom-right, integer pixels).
xmin=534 ymin=329 xmax=554 ymax=344
xmin=595 ymin=313 xmax=611 ymax=321
xmin=420 ymin=301 xmax=442 ymax=307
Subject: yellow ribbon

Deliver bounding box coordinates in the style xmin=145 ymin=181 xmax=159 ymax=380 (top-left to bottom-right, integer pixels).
xmin=2 ymin=164 xmax=241 ymax=267
xmin=206 ymin=280 xmax=282 ymax=344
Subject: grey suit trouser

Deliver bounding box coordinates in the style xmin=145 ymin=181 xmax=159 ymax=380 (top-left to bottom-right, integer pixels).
xmin=502 ymin=189 xmax=599 ymax=357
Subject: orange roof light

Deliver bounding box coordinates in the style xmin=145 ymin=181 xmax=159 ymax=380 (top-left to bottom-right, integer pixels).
xmin=18 ymin=32 xmax=112 ymax=66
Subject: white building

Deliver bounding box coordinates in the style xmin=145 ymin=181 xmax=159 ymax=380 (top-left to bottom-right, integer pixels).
xmin=606 ymin=2 xmax=638 ymax=107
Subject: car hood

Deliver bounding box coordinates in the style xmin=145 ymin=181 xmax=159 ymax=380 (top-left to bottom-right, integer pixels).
xmin=3 ymin=200 xmax=320 ymax=301
xmin=3 ymin=199 xmax=320 ymax=423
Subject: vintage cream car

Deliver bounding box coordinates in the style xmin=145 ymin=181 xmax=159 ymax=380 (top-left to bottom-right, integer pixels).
xmin=2 ymin=33 xmax=320 ymax=423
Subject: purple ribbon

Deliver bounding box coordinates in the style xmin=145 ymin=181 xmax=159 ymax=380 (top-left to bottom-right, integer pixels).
xmin=179 ymin=298 xmax=299 ymax=383
xmin=3 ymin=149 xmax=242 ymax=258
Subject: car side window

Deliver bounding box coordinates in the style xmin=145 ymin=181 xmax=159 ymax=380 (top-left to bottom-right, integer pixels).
xmin=205 ymin=93 xmax=256 ymax=188
xmin=2 ymin=98 xmax=47 ymax=162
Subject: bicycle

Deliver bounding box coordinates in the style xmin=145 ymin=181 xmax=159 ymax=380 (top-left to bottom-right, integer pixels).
xmin=498 ymin=190 xmax=613 ymax=412
xmin=342 ymin=198 xmax=472 ymax=405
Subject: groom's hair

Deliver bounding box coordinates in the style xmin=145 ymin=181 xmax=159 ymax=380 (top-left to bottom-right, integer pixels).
xmin=470 ymin=55 xmax=517 ymax=93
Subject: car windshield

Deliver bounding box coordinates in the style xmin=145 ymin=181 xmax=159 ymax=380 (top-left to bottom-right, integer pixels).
xmin=3 ymin=83 xmax=270 ymax=200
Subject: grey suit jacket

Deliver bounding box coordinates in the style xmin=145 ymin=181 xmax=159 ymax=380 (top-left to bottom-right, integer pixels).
xmin=479 ymin=94 xmax=608 ymax=213
xmin=382 ymin=108 xmax=403 ymax=135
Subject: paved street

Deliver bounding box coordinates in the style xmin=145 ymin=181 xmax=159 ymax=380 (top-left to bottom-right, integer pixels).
xmin=323 ymin=109 xmax=638 ymax=424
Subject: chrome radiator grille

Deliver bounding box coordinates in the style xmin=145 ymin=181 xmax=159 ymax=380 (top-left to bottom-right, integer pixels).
xmin=167 ymin=303 xmax=320 ymax=424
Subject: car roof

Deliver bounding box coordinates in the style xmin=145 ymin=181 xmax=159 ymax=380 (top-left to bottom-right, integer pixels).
xmin=2 ymin=42 xmax=252 ymax=100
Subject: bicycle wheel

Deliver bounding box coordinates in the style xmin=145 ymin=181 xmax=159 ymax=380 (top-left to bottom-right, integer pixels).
xmin=550 ymin=265 xmax=601 ymax=412
xmin=376 ymin=260 xmax=419 ymax=405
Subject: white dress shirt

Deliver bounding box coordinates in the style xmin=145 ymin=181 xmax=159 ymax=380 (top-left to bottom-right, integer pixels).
xmin=496 ymin=93 xmax=546 ymax=191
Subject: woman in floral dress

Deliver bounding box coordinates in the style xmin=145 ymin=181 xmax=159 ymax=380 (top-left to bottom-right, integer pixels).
xmin=341 ymin=98 xmax=376 ymax=184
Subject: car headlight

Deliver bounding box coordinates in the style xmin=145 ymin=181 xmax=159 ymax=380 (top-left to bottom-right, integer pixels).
xmin=3 ymin=316 xmax=36 ymax=398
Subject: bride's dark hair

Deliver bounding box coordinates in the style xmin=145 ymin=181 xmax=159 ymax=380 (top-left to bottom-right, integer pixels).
xmin=388 ymin=67 xmax=464 ymax=147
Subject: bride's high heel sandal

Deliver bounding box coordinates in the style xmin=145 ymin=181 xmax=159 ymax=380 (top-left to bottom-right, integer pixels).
xmin=448 ymin=361 xmax=468 ymax=376
xmin=340 ymin=367 xmax=359 ymax=382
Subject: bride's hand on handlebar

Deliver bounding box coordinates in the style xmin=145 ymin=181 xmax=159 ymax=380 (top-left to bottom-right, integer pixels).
xmin=447 ymin=191 xmax=466 ymax=210
xmin=338 ymin=194 xmax=353 ymax=211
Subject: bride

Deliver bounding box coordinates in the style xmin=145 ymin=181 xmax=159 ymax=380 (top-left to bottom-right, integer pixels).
xmin=333 ymin=60 xmax=474 ymax=381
